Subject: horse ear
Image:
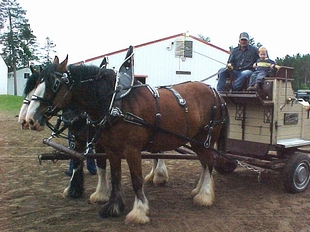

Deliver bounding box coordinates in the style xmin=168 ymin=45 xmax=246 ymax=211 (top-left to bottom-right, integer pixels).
xmin=53 ymin=56 xmax=59 ymax=65
xmin=39 ymin=65 xmax=43 ymax=72
xmin=58 ymin=55 xmax=68 ymax=71
xmin=30 ymin=65 xmax=36 ymax=74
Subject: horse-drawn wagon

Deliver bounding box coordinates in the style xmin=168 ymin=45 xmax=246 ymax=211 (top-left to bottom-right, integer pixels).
xmin=38 ymin=64 xmax=310 ymax=194
xmin=216 ymin=66 xmax=310 ymax=193
xmin=21 ymin=47 xmax=310 ymax=224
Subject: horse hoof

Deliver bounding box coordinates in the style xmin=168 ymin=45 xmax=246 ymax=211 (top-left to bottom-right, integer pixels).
xmin=125 ymin=214 xmax=150 ymax=225
xmin=193 ymin=193 xmax=214 ymax=206
xmin=90 ymin=192 xmax=109 ymax=204
xmin=144 ymin=172 xmax=155 ymax=184
xmin=63 ymin=187 xmax=83 ymax=198
xmin=99 ymin=202 xmax=125 ymax=218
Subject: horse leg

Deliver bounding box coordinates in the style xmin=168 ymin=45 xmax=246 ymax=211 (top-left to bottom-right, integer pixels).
xmin=99 ymin=153 xmax=125 ymax=218
xmin=144 ymin=159 xmax=169 ymax=185
xmin=190 ymin=150 xmax=215 ymax=206
xmin=144 ymin=159 xmax=157 ymax=184
xmin=63 ymin=159 xmax=84 ymax=198
xmin=124 ymin=149 xmax=150 ymax=224
xmin=90 ymin=157 xmax=110 ymax=203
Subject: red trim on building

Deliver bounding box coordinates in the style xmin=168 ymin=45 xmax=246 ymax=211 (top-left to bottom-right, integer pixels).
xmin=75 ymin=33 xmax=230 ymax=64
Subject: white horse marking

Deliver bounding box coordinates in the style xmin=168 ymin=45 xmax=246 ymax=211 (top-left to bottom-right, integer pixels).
xmin=125 ymin=196 xmax=150 ymax=225
xmin=90 ymin=167 xmax=110 ymax=203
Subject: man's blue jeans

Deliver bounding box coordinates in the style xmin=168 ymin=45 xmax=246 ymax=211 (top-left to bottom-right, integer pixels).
xmin=68 ymin=156 xmax=97 ymax=175
xmin=67 ymin=130 xmax=97 ymax=175
xmin=217 ymin=68 xmax=253 ymax=91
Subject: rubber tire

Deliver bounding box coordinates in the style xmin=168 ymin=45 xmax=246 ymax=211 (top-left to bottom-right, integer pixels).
xmin=214 ymin=156 xmax=237 ymax=174
xmin=283 ymin=153 xmax=310 ymax=193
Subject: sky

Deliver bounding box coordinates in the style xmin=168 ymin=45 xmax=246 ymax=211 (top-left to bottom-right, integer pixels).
xmin=16 ymin=0 xmax=310 ymax=64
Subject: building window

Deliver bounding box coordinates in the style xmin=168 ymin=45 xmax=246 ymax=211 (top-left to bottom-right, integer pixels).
xmin=176 ymin=71 xmax=191 ymax=75
xmin=175 ymin=41 xmax=193 ymax=58
xmin=24 ymin=73 xmax=30 ymax=79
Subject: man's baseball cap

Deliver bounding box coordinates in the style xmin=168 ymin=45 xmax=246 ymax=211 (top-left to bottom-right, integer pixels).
xmin=239 ymin=32 xmax=249 ymax=40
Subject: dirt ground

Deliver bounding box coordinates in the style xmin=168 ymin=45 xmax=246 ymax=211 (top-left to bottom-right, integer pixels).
xmin=1 ymin=112 xmax=310 ymax=232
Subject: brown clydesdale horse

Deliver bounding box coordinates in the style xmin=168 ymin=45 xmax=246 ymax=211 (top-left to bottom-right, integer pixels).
xmin=25 ymin=56 xmax=229 ymax=224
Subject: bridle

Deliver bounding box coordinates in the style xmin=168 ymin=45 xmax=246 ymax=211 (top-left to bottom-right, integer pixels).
xmin=23 ymin=97 xmax=31 ymax=105
xmin=31 ymin=70 xmax=73 ymax=117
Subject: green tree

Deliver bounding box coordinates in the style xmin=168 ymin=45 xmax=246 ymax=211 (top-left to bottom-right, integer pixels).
xmin=40 ymin=37 xmax=57 ymax=67
xmin=198 ymin=34 xmax=211 ymax=43
xmin=276 ymin=54 xmax=310 ymax=91
xmin=229 ymin=34 xmax=262 ymax=51
xmin=0 ymin=0 xmax=38 ymax=95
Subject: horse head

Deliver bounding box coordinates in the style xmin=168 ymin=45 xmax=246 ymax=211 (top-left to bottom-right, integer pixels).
xmin=18 ymin=65 xmax=42 ymax=129
xmin=26 ymin=56 xmax=72 ymax=131
xmin=26 ymin=55 xmax=117 ymax=131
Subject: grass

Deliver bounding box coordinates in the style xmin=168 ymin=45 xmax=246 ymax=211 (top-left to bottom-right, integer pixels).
xmin=0 ymin=94 xmax=23 ymax=115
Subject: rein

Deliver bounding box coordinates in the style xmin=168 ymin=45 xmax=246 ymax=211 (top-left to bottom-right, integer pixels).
xmin=112 ymin=109 xmax=234 ymax=163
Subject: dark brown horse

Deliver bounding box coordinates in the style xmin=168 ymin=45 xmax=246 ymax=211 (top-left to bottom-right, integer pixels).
xmin=18 ymin=65 xmax=110 ymax=202
xmin=26 ymin=56 xmax=229 ymax=224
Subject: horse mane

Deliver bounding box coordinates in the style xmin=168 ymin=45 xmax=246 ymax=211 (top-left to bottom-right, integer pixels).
xmin=67 ymin=64 xmax=116 ymax=90
xmin=66 ymin=64 xmax=117 ymax=116
xmin=23 ymin=70 xmax=40 ymax=96
xmin=68 ymin=64 xmax=103 ymax=82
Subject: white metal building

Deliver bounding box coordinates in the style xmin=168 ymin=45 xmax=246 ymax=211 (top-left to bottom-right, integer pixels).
xmin=1 ymin=33 xmax=229 ymax=96
xmin=7 ymin=67 xmax=31 ymax=96
xmin=78 ymin=33 xmax=229 ymax=88
xmin=0 ymin=56 xmax=8 ymax=94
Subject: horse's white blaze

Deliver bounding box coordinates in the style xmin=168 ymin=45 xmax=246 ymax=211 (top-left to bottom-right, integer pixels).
xmin=125 ymin=196 xmax=149 ymax=225
xmin=18 ymin=89 xmax=36 ymax=129
xmin=26 ymin=82 xmax=46 ymax=123
xmin=18 ymin=103 xmax=28 ymax=124
xmin=192 ymin=167 xmax=214 ymax=206
xmin=90 ymin=167 xmax=110 ymax=203
xmin=144 ymin=159 xmax=168 ymax=185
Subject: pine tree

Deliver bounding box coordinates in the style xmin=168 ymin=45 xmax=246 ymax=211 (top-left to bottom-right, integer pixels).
xmin=41 ymin=37 xmax=57 ymax=67
xmin=0 ymin=0 xmax=38 ymax=95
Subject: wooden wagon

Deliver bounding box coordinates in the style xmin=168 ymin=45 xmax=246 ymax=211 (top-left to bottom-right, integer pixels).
xmin=217 ymin=66 xmax=310 ymax=193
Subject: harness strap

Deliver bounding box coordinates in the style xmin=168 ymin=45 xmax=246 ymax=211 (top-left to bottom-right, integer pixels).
xmin=203 ymin=86 xmax=221 ymax=148
xmin=121 ymin=109 xmax=236 ymax=163
xmin=23 ymin=98 xmax=31 ymax=105
xmin=163 ymin=86 xmax=187 ymax=106
xmin=144 ymin=85 xmax=161 ymax=150
xmin=31 ymin=94 xmax=53 ymax=104
xmin=204 ymin=105 xmax=217 ymax=148
xmin=161 ymin=86 xmax=189 ymax=137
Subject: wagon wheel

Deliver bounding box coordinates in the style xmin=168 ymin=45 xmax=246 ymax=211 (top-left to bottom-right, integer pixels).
xmin=214 ymin=155 xmax=237 ymax=174
xmin=282 ymin=153 xmax=310 ymax=193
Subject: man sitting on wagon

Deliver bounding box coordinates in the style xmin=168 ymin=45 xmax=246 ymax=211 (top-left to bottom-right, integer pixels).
xmin=217 ymin=32 xmax=259 ymax=92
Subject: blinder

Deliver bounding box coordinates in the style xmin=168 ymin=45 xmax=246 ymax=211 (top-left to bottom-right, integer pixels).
xmin=52 ymin=72 xmax=71 ymax=93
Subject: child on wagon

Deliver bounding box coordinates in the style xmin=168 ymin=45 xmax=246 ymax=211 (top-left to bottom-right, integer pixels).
xmin=247 ymin=47 xmax=280 ymax=91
